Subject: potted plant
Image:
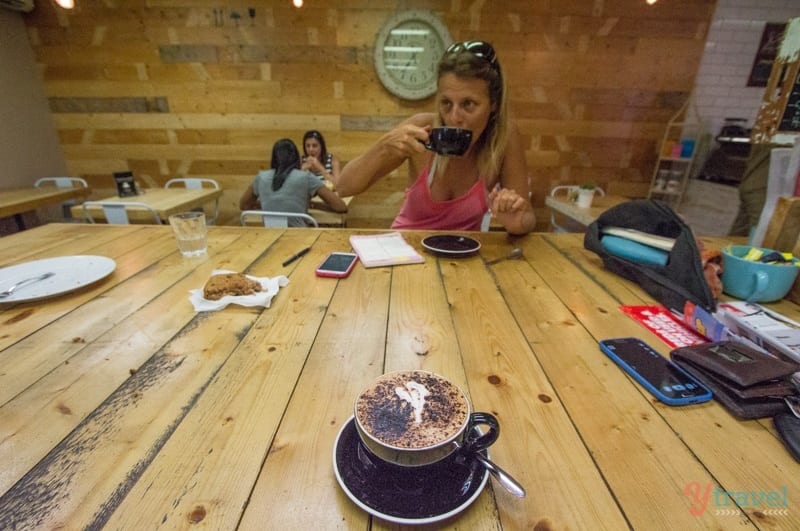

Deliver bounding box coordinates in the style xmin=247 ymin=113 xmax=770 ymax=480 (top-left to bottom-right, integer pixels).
xmin=576 ymin=183 xmax=597 ymax=208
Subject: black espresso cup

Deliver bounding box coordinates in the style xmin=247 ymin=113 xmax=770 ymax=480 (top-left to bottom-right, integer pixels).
xmin=423 ymin=127 xmax=473 ymax=156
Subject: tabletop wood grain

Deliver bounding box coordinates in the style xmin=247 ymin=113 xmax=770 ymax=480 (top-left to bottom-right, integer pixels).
xmin=309 ymin=194 xmax=353 ymax=227
xmin=70 ymin=187 xmax=223 ymax=222
xmin=0 ymin=186 xmax=91 ymax=219
xmin=0 ymin=224 xmax=798 ymax=530
xmin=545 ymin=193 xmax=628 ymax=228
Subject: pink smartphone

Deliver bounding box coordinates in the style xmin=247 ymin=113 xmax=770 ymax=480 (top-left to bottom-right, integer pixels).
xmin=315 ymin=252 xmax=358 ymax=278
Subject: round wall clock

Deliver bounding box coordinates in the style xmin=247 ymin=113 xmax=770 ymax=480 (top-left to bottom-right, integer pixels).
xmin=373 ymin=10 xmax=453 ymax=101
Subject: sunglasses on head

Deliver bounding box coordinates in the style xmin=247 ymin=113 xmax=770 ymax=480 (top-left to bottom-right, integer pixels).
xmin=446 ymin=40 xmax=497 ymax=66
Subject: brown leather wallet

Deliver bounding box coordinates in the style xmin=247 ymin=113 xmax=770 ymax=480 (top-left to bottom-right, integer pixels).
xmin=774 ymin=413 xmax=800 ymax=462
xmin=671 ymin=341 xmax=800 ymax=419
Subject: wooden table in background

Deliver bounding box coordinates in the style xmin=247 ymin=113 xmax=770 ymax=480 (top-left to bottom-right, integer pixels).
xmin=546 ymin=193 xmax=628 ymax=228
xmin=0 ymin=186 xmax=91 ymax=229
xmin=1 ymin=224 xmax=798 ymax=529
xmin=310 ymin=194 xmax=353 ymax=226
xmin=70 ymin=187 xmax=223 ymax=223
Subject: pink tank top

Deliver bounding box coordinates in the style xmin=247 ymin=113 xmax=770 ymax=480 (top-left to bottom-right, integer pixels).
xmin=392 ymin=167 xmax=488 ymax=231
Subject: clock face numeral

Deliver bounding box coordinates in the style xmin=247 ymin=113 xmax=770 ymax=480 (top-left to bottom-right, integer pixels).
xmin=382 ymin=21 xmax=444 ymax=90
xmin=374 ymin=10 xmax=452 ymax=100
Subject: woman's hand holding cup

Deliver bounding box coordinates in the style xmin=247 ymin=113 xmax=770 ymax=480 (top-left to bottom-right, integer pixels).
xmin=379 ymin=124 xmax=431 ymax=159
xmin=301 ymin=156 xmax=321 ymax=173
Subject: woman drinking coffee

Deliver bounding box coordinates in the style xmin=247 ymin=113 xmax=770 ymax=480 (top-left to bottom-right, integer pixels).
xmin=336 ymin=40 xmax=535 ymax=235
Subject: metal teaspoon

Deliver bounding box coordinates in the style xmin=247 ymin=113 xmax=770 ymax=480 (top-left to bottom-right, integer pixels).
xmin=485 ymin=247 xmax=524 ymax=265
xmin=452 ymin=440 xmax=526 ymax=498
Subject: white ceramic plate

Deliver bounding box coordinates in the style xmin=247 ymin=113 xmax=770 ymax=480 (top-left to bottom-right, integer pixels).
xmin=0 ymin=255 xmax=116 ymax=303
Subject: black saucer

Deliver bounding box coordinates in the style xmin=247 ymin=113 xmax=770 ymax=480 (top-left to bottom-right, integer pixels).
xmin=421 ymin=235 xmax=481 ymax=256
xmin=333 ymin=416 xmax=489 ymax=524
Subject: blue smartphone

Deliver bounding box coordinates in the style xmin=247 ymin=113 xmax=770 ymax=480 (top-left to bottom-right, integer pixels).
xmin=599 ymin=337 xmax=713 ymax=406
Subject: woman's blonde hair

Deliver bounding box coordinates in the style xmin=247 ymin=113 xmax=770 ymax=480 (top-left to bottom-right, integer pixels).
xmin=435 ymin=41 xmax=509 ymax=179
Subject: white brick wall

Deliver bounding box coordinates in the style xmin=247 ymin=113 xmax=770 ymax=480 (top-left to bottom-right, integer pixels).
xmin=694 ymin=0 xmax=800 ymax=137
xmin=681 ymin=1 xmax=798 ymax=236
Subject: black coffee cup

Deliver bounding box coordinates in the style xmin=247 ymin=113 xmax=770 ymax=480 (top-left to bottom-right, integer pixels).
xmin=423 ymin=127 xmax=472 ymax=156
xmin=354 ymin=370 xmax=500 ymax=467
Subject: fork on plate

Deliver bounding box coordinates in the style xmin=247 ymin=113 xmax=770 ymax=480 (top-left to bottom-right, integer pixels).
xmin=0 ymin=272 xmax=55 ymax=299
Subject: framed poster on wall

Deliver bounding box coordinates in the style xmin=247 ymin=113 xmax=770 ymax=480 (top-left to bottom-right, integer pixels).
xmin=751 ymin=18 xmax=800 ymax=144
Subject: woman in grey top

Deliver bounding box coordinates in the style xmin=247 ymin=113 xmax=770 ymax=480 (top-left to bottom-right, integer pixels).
xmin=240 ymin=138 xmax=347 ymax=226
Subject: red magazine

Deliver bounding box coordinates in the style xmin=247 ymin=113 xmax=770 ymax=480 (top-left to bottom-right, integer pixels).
xmin=620 ymin=305 xmax=707 ymax=349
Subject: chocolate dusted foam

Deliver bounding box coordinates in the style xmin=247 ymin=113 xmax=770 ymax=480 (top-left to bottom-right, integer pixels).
xmin=355 ymin=371 xmax=469 ymax=449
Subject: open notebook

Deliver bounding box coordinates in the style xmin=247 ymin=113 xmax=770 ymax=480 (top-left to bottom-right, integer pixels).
xmin=349 ymin=232 xmax=425 ymax=268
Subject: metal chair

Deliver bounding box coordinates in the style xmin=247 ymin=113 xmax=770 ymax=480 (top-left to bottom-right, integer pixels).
xmin=35 ymin=177 xmax=89 ymax=218
xmin=35 ymin=176 xmax=89 ymax=189
xmin=82 ymin=201 xmax=162 ymax=225
xmin=480 ymin=211 xmax=492 ymax=232
xmin=240 ymin=210 xmax=319 ymax=228
xmin=164 ymin=178 xmax=220 ymax=225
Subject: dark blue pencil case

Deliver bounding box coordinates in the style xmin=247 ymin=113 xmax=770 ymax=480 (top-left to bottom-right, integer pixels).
xmin=584 ymin=199 xmax=716 ymax=312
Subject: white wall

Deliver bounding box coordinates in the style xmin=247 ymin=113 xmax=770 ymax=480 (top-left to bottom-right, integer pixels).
xmin=0 ymin=8 xmax=66 ymax=189
xmin=694 ymin=0 xmax=800 ymax=138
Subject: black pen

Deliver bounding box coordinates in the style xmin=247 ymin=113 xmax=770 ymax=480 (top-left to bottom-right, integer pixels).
xmin=282 ymin=246 xmax=311 ymax=267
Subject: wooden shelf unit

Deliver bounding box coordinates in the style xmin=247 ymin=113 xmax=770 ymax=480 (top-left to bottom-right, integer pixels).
xmin=648 ymin=99 xmax=703 ymax=208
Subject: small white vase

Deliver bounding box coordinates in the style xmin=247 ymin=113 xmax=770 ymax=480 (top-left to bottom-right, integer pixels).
xmin=576 ymin=189 xmax=595 ymax=208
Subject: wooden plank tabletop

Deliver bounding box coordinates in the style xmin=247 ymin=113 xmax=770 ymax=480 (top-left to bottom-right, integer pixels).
xmin=0 ymin=224 xmax=797 ymax=530
xmin=545 ymin=193 xmax=628 ymax=228
xmin=70 ymin=187 xmax=223 ymax=222
xmin=309 ymin=194 xmax=353 ymax=227
xmin=0 ymin=186 xmax=91 ymax=219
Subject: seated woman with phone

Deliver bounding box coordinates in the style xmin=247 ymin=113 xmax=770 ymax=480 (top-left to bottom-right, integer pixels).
xmin=336 ymin=41 xmax=535 ymax=235
xmin=240 ymin=138 xmax=347 ymax=227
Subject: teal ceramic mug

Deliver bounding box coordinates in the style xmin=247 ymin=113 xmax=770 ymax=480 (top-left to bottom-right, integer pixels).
xmin=721 ymin=245 xmax=800 ymax=302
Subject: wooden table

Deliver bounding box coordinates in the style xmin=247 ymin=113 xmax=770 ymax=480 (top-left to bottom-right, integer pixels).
xmin=0 ymin=186 xmax=91 ymax=229
xmin=71 ymin=187 xmax=223 ymax=223
xmin=310 ymin=194 xmax=353 ymax=227
xmin=546 ymin=193 xmax=628 ymax=229
xmin=1 ymin=224 xmax=798 ymax=529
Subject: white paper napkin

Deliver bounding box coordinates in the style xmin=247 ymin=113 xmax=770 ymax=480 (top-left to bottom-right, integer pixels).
xmin=190 ymin=269 xmax=289 ymax=311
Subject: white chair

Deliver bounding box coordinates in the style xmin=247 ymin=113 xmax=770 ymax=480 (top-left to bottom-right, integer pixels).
xmin=165 ymin=178 xmax=220 ymax=225
xmin=35 ymin=176 xmax=89 ymax=189
xmin=240 ymin=210 xmax=319 ymax=228
xmin=549 ymin=185 xmax=605 ymax=232
xmin=35 ymin=177 xmax=89 ymax=218
xmin=480 ymin=211 xmax=492 ymax=232
xmin=82 ymin=201 xmax=162 ymax=225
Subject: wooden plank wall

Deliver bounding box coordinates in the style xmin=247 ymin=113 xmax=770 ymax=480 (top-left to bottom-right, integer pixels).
xmin=23 ymin=0 xmax=716 ymax=229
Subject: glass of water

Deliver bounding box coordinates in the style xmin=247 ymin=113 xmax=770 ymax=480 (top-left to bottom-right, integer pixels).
xmin=168 ymin=211 xmax=207 ymax=257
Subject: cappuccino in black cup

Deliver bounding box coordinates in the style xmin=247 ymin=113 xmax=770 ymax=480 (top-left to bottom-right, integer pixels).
xmin=353 ymin=370 xmax=499 ymax=467
xmin=423 ymin=127 xmax=472 ymax=156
